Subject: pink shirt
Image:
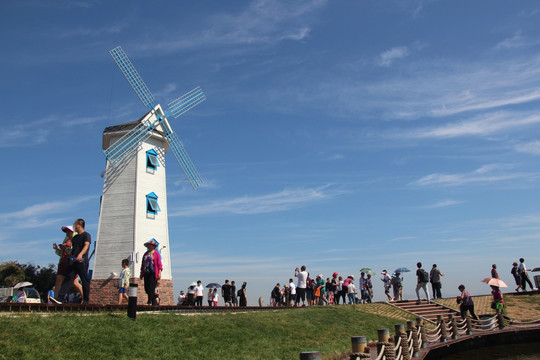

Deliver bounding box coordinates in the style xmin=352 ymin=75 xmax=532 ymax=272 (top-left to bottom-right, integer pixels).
xmin=140 ymin=250 xmax=163 ymax=279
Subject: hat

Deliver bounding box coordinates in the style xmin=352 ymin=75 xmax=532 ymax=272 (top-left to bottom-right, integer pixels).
xmin=350 ymin=275 xmax=355 ymax=280
xmin=381 ymin=270 xmax=387 ymax=274
xmin=61 ymin=225 xmax=74 ymax=233
xmin=332 ymin=272 xmax=338 ymax=277
xmin=317 ymin=274 xmax=323 ymax=278
xmin=144 ymin=239 xmax=158 ymax=247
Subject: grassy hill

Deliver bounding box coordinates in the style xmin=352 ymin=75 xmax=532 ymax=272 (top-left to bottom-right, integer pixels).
xmin=0 ymin=304 xmax=415 ymax=360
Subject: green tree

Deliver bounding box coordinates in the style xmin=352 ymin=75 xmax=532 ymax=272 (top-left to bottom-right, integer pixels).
xmin=0 ymin=261 xmax=25 ymax=287
xmin=0 ymin=261 xmax=56 ymax=297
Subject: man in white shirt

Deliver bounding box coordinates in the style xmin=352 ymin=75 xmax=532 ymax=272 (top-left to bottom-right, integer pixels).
xmin=195 ymin=280 xmax=204 ymax=306
xmin=295 ymin=265 xmax=308 ymax=307
xmin=518 ymin=258 xmax=535 ymax=291
xmin=288 ymin=278 xmax=296 ymax=306
xmin=381 ymin=270 xmax=392 ymax=301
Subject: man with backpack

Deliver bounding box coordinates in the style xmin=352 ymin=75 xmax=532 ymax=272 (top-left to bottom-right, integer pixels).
xmin=415 ymin=262 xmax=430 ymax=304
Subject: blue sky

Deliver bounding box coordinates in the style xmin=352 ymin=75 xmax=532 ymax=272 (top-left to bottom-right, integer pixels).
xmin=1 ymin=0 xmax=540 ymax=304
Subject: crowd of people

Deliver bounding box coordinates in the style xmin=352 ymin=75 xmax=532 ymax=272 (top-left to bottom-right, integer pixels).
xmin=43 ymin=219 xmax=537 ymax=312
xmin=176 ymin=280 xmax=248 ymax=307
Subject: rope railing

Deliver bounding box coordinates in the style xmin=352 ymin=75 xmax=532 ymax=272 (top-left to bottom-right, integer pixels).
xmin=300 ymin=310 xmax=540 ymax=359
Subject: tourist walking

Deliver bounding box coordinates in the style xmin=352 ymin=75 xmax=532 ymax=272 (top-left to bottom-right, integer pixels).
xmin=511 ymin=262 xmax=522 ymax=292
xmin=53 ymin=225 xmax=83 ymax=302
xmin=491 ymin=285 xmax=505 ymax=314
xmin=358 ymin=272 xmax=367 ymax=304
xmin=415 ymin=262 xmax=430 ymax=303
xmin=347 ymin=278 xmax=356 ymax=304
xmin=294 ymin=266 xmax=308 ymax=307
xmin=195 ymin=280 xmax=204 ymax=306
xmin=222 ymin=280 xmax=233 ymax=307
xmin=391 ymin=271 xmax=403 ymax=301
xmin=381 ymin=270 xmax=392 ymax=301
xmin=430 ymin=264 xmax=444 ymax=299
xmin=518 ymin=258 xmax=535 ymax=291
xmin=457 ymin=285 xmax=478 ymax=320
xmin=288 ymin=278 xmax=296 ymax=306
xmin=239 ymin=282 xmax=247 ymax=306
xmin=231 ymin=281 xmax=238 ymax=307
xmin=139 ymin=239 xmax=162 ymax=306
xmin=58 ymin=219 xmax=92 ymax=304
xmin=335 ymin=276 xmax=344 ymax=305
xmin=118 ymin=258 xmax=131 ymax=305
xmin=491 ymin=264 xmax=499 ymax=279
xmin=365 ymin=274 xmax=373 ymax=303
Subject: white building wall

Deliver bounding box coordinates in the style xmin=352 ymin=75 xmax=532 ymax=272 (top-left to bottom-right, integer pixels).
xmin=94 ymin=110 xmax=172 ymax=280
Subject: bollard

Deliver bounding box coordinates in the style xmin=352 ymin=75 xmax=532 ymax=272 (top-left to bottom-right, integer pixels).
xmin=497 ymin=312 xmax=505 ymax=330
xmin=127 ymin=283 xmax=138 ymax=320
xmin=416 ymin=317 xmax=427 ymax=349
xmin=437 ymin=315 xmax=447 ymax=343
xmin=395 ymin=324 xmax=410 ymax=360
xmin=377 ymin=328 xmax=390 ymax=343
xmin=449 ymin=314 xmax=458 ymax=339
xmin=377 ymin=329 xmax=395 ymax=360
xmin=351 ymin=336 xmax=367 ymax=353
xmin=407 ymin=320 xmax=420 ymax=358
xmin=466 ymin=316 xmax=473 ymax=335
xmin=300 ymin=351 xmax=321 ymax=360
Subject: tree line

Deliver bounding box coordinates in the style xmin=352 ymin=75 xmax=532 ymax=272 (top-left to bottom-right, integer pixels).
xmin=0 ymin=261 xmax=56 ymax=297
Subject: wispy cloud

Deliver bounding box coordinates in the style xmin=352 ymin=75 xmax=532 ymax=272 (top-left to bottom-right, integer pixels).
xmin=377 ymin=46 xmax=410 ymax=67
xmin=424 ymin=199 xmax=464 ymax=208
xmin=515 ymin=140 xmax=540 ymax=155
xmin=170 ymin=185 xmax=344 ymax=216
xmin=0 ymin=114 xmax=105 ymax=148
xmin=137 ymin=0 xmax=325 ymax=53
xmin=413 ymin=164 xmax=532 ymax=187
xmin=0 ymin=196 xmax=96 ymax=229
xmin=494 ymin=31 xmax=540 ymax=50
xmin=406 ymin=111 xmax=540 ymax=139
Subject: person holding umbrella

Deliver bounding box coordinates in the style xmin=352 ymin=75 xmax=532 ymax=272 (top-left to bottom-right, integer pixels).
xmin=491 ymin=285 xmax=505 ymax=314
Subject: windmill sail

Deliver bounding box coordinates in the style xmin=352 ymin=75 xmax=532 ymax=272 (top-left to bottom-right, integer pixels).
xmin=106 ymin=45 xmax=205 ymax=189
xmin=167 ymin=87 xmax=206 ymax=119
xmin=109 ymin=46 xmax=156 ymax=109
xmin=165 ymin=131 xmax=203 ymax=190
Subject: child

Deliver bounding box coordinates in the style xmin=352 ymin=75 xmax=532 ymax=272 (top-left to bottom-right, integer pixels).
xmin=118 ymin=259 xmax=131 ymax=305
xmin=212 ymin=288 xmax=219 ymax=307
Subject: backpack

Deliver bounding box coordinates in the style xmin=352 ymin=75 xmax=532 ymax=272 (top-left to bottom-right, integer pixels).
xmin=419 ymin=269 xmax=429 ymax=283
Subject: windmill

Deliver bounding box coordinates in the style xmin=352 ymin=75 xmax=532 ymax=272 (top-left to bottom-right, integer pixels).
xmin=90 ymin=46 xmax=206 ymax=305
xmin=105 ymin=46 xmax=205 ymax=189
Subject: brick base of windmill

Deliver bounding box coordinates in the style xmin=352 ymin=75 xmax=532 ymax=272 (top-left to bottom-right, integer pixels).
xmin=89 ymin=278 xmax=174 ymax=306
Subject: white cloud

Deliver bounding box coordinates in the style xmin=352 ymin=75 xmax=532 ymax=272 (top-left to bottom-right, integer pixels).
xmin=413 ymin=164 xmax=530 ymax=187
xmin=377 ymin=46 xmax=410 ymax=67
xmin=138 ymin=0 xmax=326 ymax=53
xmin=0 ymin=196 xmax=96 ymax=229
xmin=407 ymin=111 xmax=540 ymax=139
xmin=170 ymin=185 xmax=344 ymax=216
xmin=425 ymin=199 xmax=464 ymax=208
xmin=515 ymin=140 xmax=540 ymax=155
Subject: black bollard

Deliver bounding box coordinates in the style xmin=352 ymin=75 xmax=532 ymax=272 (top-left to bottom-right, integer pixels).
xmin=300 ymin=351 xmax=322 ymax=360
xmin=128 ymin=283 xmax=138 ymax=320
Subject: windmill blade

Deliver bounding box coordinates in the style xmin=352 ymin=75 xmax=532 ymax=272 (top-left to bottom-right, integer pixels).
xmin=104 ymin=119 xmax=154 ymax=165
xmin=167 ymin=87 xmax=206 ymax=119
xmin=109 ymin=46 xmax=156 ymax=109
xmin=165 ymin=132 xmax=203 ymax=190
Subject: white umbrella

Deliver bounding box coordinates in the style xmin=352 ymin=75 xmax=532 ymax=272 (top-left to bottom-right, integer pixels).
xmin=13 ymin=281 xmax=32 ymax=289
xmin=481 ymin=278 xmax=507 ymax=288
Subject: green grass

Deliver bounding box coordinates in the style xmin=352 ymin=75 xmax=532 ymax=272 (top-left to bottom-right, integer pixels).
xmin=0 ymin=305 xmax=414 ymax=360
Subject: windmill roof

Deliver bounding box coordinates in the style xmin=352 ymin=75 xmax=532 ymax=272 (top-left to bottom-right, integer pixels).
xmin=102 ymin=106 xmax=168 ymax=151
xmin=102 ymin=111 xmax=151 ymax=135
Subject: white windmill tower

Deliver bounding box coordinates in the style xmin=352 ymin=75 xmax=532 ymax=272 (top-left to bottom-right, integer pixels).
xmin=90 ymin=46 xmax=205 ymax=305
